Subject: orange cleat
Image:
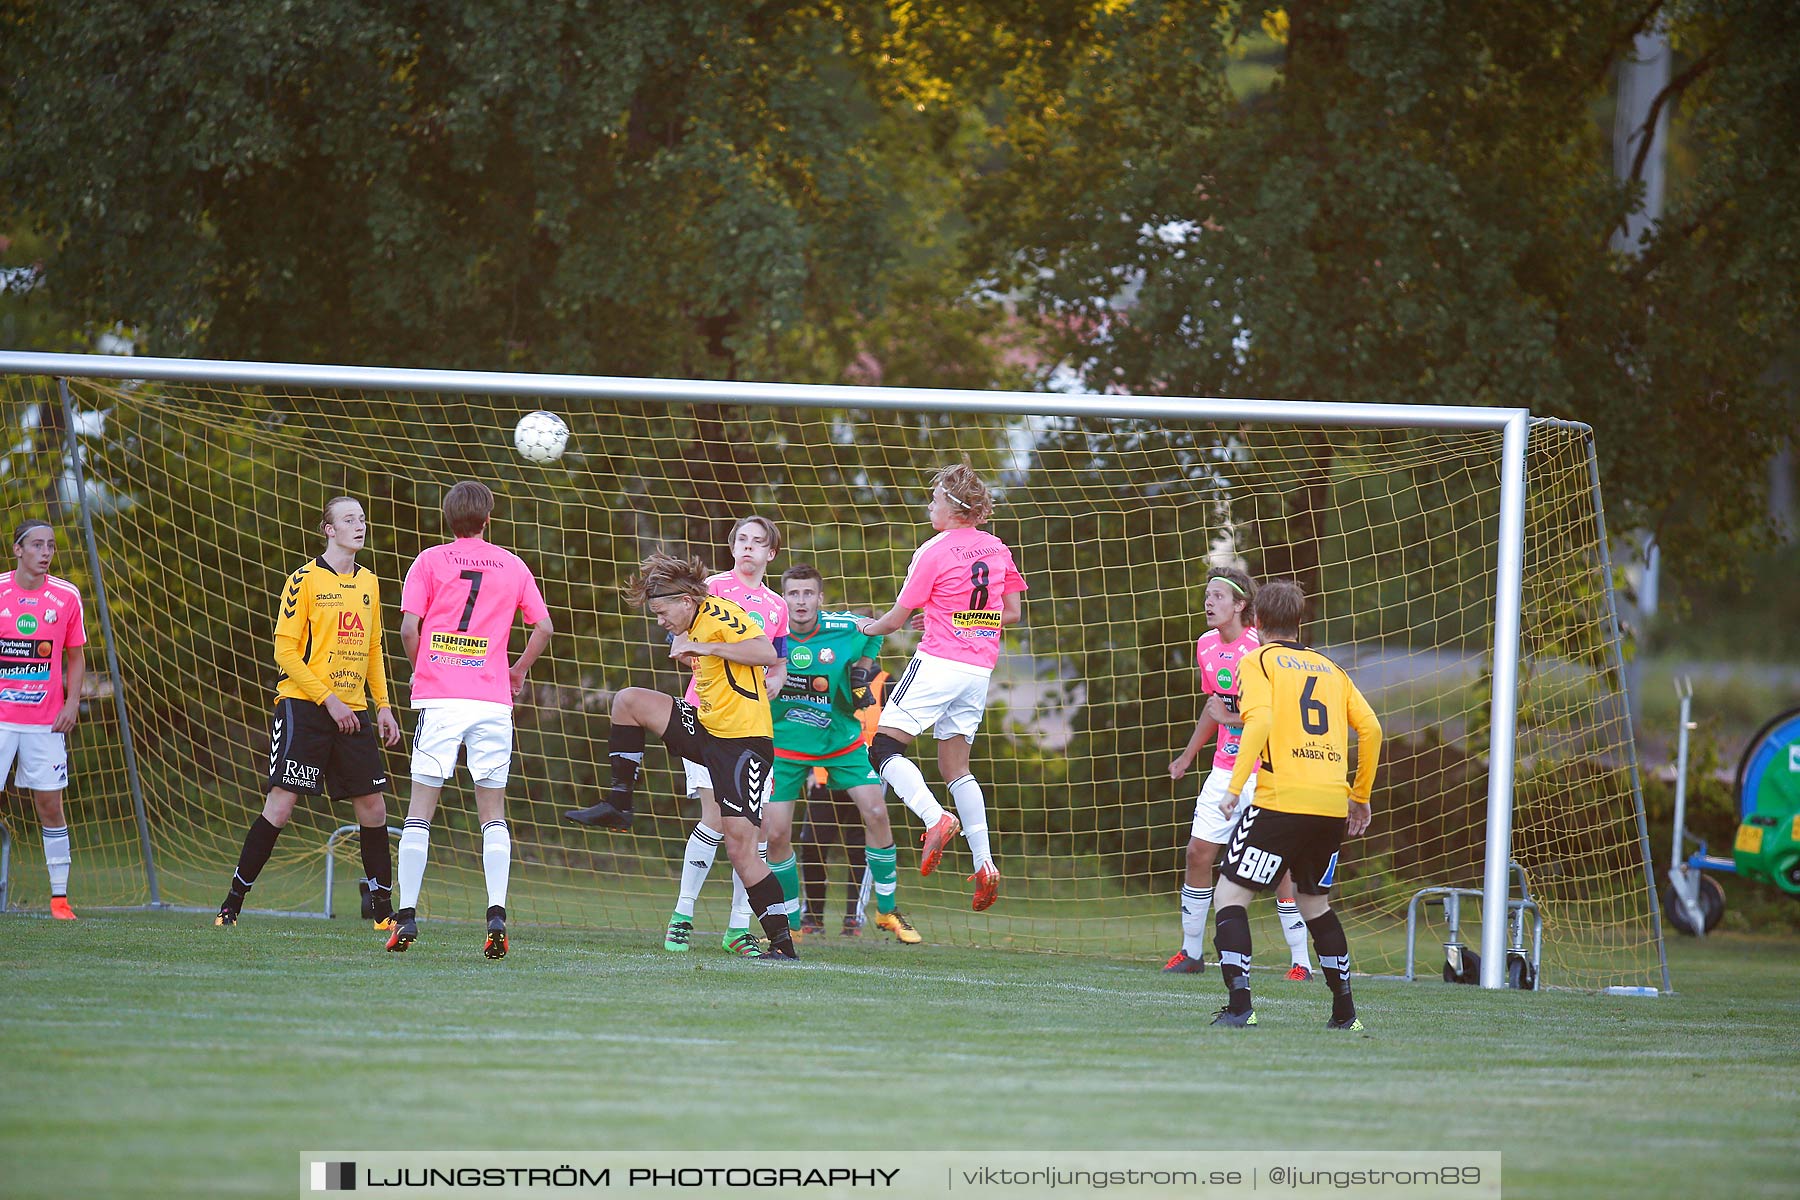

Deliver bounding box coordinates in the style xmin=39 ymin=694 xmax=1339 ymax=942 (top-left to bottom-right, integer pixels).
xmin=50 ymin=896 xmax=77 ymax=920
xmin=969 ymin=862 xmax=1000 ymax=912
xmin=1285 ymin=964 xmax=1313 ymax=981
xmin=918 ymin=812 xmax=961 ymax=876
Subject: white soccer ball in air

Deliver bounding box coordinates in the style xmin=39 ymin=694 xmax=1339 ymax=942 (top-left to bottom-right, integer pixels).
xmin=513 ymin=410 xmax=569 ymax=464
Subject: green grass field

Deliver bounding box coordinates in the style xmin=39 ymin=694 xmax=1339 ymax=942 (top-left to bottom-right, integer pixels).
xmin=2 ymin=912 xmax=1794 ymax=1199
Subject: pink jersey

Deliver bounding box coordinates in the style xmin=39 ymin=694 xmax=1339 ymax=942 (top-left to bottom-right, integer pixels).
xmin=401 ymin=538 xmax=549 ymax=706
xmin=684 ymin=571 xmax=787 ymax=704
xmin=0 ymin=572 xmax=87 ymax=729
xmin=1197 ymin=626 xmax=1261 ymax=771
xmin=896 ymin=528 xmax=1027 ymax=671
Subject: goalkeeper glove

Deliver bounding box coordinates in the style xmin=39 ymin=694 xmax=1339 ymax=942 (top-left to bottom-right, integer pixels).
xmin=849 ymin=664 xmax=878 ymax=711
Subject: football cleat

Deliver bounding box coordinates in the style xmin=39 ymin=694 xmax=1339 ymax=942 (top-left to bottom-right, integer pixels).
xmin=918 ymin=812 xmax=961 ymax=876
xmin=213 ymin=906 xmax=238 ymax=928
xmin=50 ymin=896 xmax=77 ymax=921
xmin=969 ymin=862 xmax=1000 ymax=912
xmin=1285 ymin=964 xmax=1314 ymax=981
xmin=372 ymin=916 xmax=397 ymax=933
xmin=1210 ymin=1006 xmax=1257 ymax=1028
xmin=1326 ymin=1014 xmax=1365 ymax=1032
xmin=385 ymin=914 xmax=418 ymax=953
xmin=722 ymin=931 xmax=764 ymax=958
xmin=840 ymin=917 xmax=863 ymax=937
xmin=664 ymin=916 xmax=694 ymax=953
xmin=1162 ymin=948 xmax=1205 ymax=973
xmin=562 ymin=800 xmax=633 ymax=830
xmin=797 ymin=915 xmax=826 ymax=937
xmin=483 ymin=917 xmax=508 ymax=960
xmin=874 ymin=909 xmax=923 ymax=944
xmin=756 ymin=941 xmax=800 ymax=963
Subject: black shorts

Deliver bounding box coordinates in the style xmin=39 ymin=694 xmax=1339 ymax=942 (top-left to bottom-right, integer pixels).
xmin=660 ymin=699 xmax=772 ymax=827
xmin=267 ymin=697 xmax=389 ymax=801
xmin=1219 ymin=805 xmax=1346 ymax=895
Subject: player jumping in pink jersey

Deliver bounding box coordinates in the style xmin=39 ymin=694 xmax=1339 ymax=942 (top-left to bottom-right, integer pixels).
xmin=856 ymin=463 xmax=1026 ymax=911
xmin=0 ymin=521 xmax=87 ymax=919
xmin=389 ymin=481 xmax=554 ymax=959
xmin=1165 ymin=568 xmax=1312 ymax=977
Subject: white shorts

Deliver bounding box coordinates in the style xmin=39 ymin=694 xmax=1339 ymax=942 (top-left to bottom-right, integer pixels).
xmin=1190 ymin=766 xmax=1257 ymax=844
xmin=0 ymin=727 xmax=68 ymax=792
xmin=683 ymin=758 xmax=712 ymax=798
xmin=411 ymin=700 xmax=514 ymax=788
xmin=881 ymin=653 xmax=991 ymax=742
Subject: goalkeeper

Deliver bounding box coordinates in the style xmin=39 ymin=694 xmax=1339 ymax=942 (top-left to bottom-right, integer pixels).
xmin=770 ymin=565 xmax=920 ymax=944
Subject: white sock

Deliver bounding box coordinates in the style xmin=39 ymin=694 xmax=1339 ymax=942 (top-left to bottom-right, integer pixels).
xmin=1181 ymin=885 xmax=1213 ymax=957
xmin=397 ymin=819 xmax=430 ymax=911
xmin=1277 ymin=898 xmax=1312 ymax=969
xmin=481 ymin=820 xmax=510 ymax=909
xmin=727 ymin=842 xmax=768 ymax=929
xmin=675 ymin=823 xmax=721 ymax=919
xmin=42 ymin=825 xmax=71 ymax=896
xmin=878 ymin=754 xmax=946 ymax=825
xmin=947 ymin=774 xmax=992 ymax=869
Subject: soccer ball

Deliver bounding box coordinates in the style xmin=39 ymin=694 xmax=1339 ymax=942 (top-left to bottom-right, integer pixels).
xmin=513 ymin=410 xmax=569 ymax=464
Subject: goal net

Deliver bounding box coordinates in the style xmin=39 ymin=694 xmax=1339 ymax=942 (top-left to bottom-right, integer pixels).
xmin=1 ymin=366 xmax=1664 ymax=989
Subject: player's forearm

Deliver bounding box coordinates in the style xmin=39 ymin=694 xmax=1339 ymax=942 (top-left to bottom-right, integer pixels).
xmin=274 ymin=635 xmax=332 ymax=704
xmin=513 ymin=623 xmax=554 ymax=676
xmin=861 ymin=604 xmax=911 ymax=638
xmin=1001 ymin=593 xmax=1023 ymax=626
xmin=1182 ymin=715 xmax=1218 ymax=761
xmin=1349 ymin=713 xmax=1383 ymax=804
xmin=707 ymin=637 xmax=778 ymax=667
xmin=61 ymin=652 xmax=85 ymax=717
xmin=1227 ymin=710 xmax=1270 ymax=794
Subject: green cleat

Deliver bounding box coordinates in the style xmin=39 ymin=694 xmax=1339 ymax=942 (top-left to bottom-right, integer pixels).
xmin=664 ymin=916 xmax=694 ymax=953
xmin=1326 ymin=1014 xmax=1365 ymax=1032
xmin=723 ymin=931 xmax=764 ymax=958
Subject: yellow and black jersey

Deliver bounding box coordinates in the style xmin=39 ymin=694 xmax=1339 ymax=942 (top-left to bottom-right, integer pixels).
xmin=1226 ymin=640 xmax=1381 ymax=818
xmin=274 ymin=557 xmax=390 ymax=710
xmin=688 ymin=596 xmax=774 ymax=740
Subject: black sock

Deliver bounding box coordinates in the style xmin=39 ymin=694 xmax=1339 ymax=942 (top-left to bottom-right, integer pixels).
xmin=1306 ymin=909 xmax=1356 ymax=1023
xmin=607 ymin=723 xmax=646 ymax=807
xmin=1213 ymin=904 xmax=1254 ymax=1013
xmin=359 ymin=824 xmax=392 ymax=915
xmin=224 ymin=816 xmax=283 ymax=909
xmin=747 ymin=873 xmax=796 ymax=954
xmin=487 ymin=904 xmax=506 ymax=924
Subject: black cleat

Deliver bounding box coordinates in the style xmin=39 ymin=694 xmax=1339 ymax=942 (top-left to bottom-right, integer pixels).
xmin=385 ymin=913 xmax=418 ymax=953
xmin=1209 ymin=1005 xmax=1257 ymax=1028
xmin=563 ymin=800 xmax=633 ymax=830
xmin=213 ymin=905 xmax=239 ymax=927
xmin=483 ymin=916 xmax=508 ymax=960
xmin=1326 ymin=1014 xmax=1365 ymax=1031
xmin=757 ymin=941 xmax=801 ymax=963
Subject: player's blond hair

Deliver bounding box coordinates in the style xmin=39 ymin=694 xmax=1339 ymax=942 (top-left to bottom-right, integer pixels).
xmin=623 ymin=550 xmax=710 ymax=608
xmin=930 ymin=461 xmax=994 ymax=525
xmin=320 ymin=496 xmax=359 ymax=536
xmin=1255 ymin=580 xmax=1307 ymax=638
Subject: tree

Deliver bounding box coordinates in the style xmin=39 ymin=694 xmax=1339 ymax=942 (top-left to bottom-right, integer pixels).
xmin=964 ymin=0 xmax=1799 ymax=589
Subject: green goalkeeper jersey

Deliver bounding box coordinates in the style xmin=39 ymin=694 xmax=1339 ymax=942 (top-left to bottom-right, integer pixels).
xmin=772 ymin=611 xmax=883 ymax=760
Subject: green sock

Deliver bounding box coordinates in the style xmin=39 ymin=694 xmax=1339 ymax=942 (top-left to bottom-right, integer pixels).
xmin=866 ymin=844 xmax=899 ymax=915
xmin=769 ymin=853 xmax=803 ymax=931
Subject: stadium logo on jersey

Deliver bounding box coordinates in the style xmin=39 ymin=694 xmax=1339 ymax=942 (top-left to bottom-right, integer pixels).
xmin=15 ymin=613 xmax=36 ymax=634
xmin=788 ymin=645 xmax=814 ymax=670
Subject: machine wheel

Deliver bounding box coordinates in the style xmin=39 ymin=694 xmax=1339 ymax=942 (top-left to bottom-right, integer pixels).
xmin=1506 ymin=952 xmax=1537 ymax=991
xmin=1663 ymin=874 xmax=1725 ymax=935
xmin=1442 ymin=948 xmax=1481 ymax=984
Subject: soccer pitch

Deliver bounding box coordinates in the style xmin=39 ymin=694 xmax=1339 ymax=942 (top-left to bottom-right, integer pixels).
xmin=2 ymin=913 xmax=1793 ymax=1200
